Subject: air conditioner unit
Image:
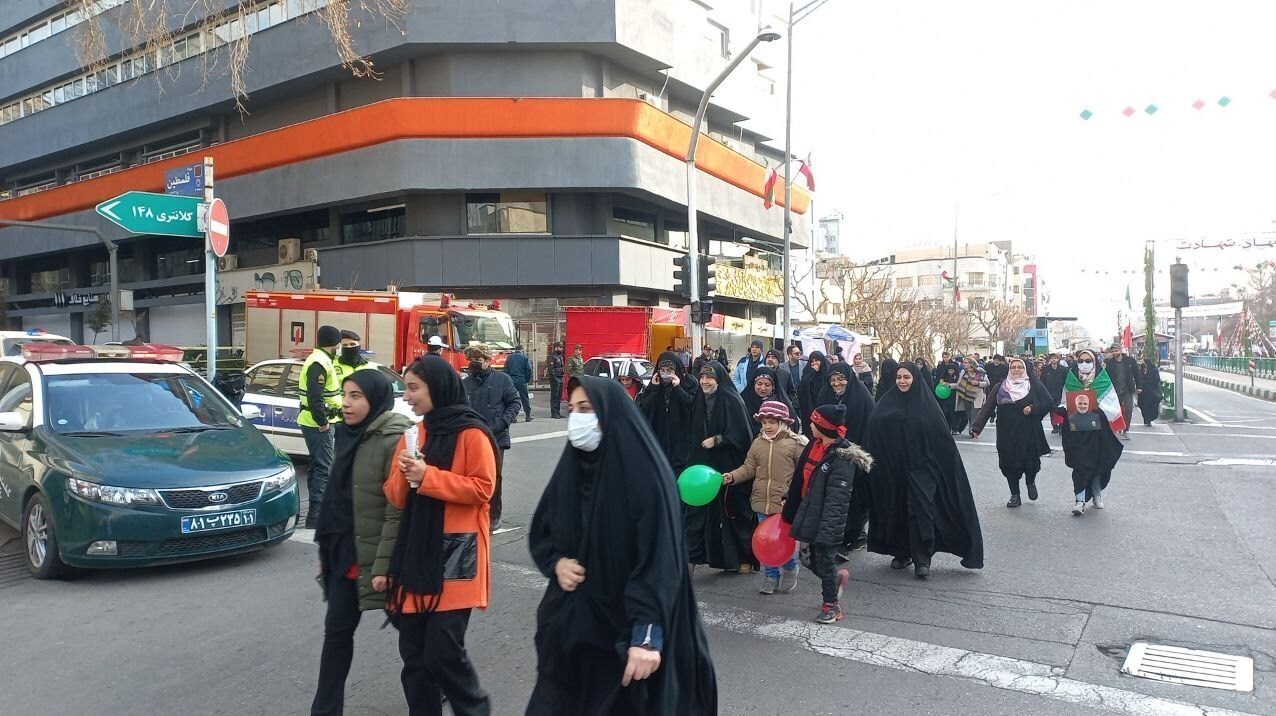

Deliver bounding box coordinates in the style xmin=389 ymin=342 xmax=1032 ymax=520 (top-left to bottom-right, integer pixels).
xmin=304 ymin=248 xmax=319 ymax=262
xmin=278 ymin=238 xmax=302 ymax=264
xmin=217 ymin=253 xmax=239 ymax=271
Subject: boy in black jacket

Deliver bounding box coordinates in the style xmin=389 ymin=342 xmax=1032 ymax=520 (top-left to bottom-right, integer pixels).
xmin=782 ymin=404 xmax=874 ymax=624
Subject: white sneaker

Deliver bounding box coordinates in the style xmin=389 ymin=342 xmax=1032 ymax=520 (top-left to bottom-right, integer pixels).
xmin=1072 ymin=501 xmax=1085 ymax=515
xmin=1092 ymin=497 xmax=1105 ymax=509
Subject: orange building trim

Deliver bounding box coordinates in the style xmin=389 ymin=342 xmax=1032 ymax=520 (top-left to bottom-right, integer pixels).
xmin=0 ymin=97 xmax=810 ymax=222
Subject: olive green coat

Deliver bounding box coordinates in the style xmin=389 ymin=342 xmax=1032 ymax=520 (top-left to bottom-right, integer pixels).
xmin=352 ymin=411 xmax=413 ymax=611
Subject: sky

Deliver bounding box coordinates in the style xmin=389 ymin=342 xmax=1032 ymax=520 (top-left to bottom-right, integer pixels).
xmin=787 ymin=0 xmax=1276 ymax=338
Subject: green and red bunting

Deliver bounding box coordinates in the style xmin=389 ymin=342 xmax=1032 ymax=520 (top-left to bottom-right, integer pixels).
xmin=763 ymin=166 xmax=778 ymax=209
xmin=1078 ymin=91 xmax=1276 ymax=119
xmin=1065 ymin=368 xmax=1127 ymax=433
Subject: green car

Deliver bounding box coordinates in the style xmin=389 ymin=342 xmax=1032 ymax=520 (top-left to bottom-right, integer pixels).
xmin=0 ymin=344 xmax=299 ymax=579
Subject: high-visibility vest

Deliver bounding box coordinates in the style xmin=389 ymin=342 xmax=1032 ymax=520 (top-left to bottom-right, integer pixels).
xmin=298 ymin=348 xmax=342 ymax=427
xmin=333 ymin=358 xmax=379 ymax=384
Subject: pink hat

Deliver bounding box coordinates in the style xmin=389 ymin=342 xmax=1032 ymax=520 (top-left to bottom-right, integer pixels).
xmin=753 ymin=400 xmax=791 ymax=423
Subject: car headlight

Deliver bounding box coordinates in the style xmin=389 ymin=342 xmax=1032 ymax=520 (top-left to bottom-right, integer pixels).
xmin=67 ymin=478 xmax=161 ymax=507
xmin=261 ymin=465 xmax=296 ymax=493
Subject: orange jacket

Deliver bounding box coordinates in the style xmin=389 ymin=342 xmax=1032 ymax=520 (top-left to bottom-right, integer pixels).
xmin=384 ymin=426 xmax=495 ymax=613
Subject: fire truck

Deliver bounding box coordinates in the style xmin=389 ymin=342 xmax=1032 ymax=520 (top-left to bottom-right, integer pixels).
xmin=245 ymin=290 xmax=517 ymax=372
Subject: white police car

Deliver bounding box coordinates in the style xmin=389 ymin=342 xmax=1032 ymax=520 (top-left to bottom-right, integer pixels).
xmin=240 ymin=358 xmax=418 ymax=456
xmin=0 ymin=329 xmax=74 ymax=357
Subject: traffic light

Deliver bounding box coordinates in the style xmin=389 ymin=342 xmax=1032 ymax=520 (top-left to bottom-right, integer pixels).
xmin=1170 ymin=263 xmax=1189 ymax=309
xmin=691 ymin=300 xmax=715 ymax=324
xmin=701 ymin=255 xmax=717 ymax=297
xmin=673 ymin=255 xmax=691 ymax=299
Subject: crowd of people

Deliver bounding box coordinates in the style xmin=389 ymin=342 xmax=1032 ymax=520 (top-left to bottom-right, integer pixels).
xmin=300 ymin=320 xmax=1144 ymax=714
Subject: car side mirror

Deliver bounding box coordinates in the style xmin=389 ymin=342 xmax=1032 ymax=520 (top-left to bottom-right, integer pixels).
xmin=0 ymin=411 xmax=29 ymax=432
xmin=240 ymin=404 xmax=264 ymax=421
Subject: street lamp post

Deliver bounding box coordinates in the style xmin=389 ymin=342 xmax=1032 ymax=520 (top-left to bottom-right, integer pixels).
xmin=0 ymin=219 xmax=120 ymax=342
xmin=687 ymin=27 xmax=781 ymax=356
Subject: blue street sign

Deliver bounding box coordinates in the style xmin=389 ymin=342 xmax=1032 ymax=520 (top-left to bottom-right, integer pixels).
xmin=165 ymin=163 xmax=205 ymax=197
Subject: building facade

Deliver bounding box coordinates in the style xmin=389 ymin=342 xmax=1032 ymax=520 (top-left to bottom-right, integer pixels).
xmin=0 ymin=0 xmax=808 ymax=348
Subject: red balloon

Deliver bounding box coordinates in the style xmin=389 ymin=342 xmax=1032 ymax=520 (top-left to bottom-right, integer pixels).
xmin=752 ymin=514 xmax=797 ymax=567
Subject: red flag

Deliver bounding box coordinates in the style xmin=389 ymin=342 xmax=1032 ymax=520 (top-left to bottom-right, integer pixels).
xmin=763 ymin=167 xmax=778 ymax=209
xmin=798 ymin=157 xmax=816 ymax=191
xmin=1122 ymin=322 xmax=1133 ymax=349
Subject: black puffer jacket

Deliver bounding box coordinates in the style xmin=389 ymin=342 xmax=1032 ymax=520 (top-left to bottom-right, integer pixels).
xmin=782 ymin=440 xmax=873 ymax=546
xmin=462 ymin=369 xmax=521 ymax=449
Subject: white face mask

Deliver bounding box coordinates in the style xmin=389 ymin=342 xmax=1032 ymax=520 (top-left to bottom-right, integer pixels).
xmin=1077 ymin=359 xmax=1095 ymax=375
xmin=567 ymin=411 xmax=602 ymax=452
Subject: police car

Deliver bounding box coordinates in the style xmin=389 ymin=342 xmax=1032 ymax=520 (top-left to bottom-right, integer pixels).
xmin=240 ymin=358 xmax=418 ymax=456
xmin=0 ymin=343 xmax=298 ymax=578
xmin=0 ymin=329 xmax=74 ymax=357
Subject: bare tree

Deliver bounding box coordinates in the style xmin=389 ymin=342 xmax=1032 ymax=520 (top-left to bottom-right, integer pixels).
xmin=971 ymin=299 xmax=1034 ymax=351
xmin=74 ymin=0 xmax=411 ymax=112
xmin=85 ymin=294 xmax=113 ymax=344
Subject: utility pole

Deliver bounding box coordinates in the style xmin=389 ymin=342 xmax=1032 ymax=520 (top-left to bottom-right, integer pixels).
xmin=781 ymin=1 xmax=795 ymax=348
xmin=953 ymin=204 xmax=960 ymax=307
xmin=0 ymin=219 xmax=120 ymax=342
xmin=203 ymin=156 xmax=217 ymax=380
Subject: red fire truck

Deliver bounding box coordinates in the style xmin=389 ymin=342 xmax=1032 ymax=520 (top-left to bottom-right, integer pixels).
xmin=246 ymin=290 xmax=517 ymax=372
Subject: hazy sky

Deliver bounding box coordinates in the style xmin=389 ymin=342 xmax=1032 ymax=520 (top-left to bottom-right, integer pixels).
xmin=788 ymin=0 xmax=1276 ymax=338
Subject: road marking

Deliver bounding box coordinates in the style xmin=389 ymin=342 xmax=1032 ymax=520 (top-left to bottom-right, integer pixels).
xmin=492 ymin=526 xmax=522 ymax=535
xmin=1185 ymin=406 xmax=1221 ymax=425
xmin=1127 ymin=449 xmax=1186 ymax=457
xmin=1199 ymin=458 xmax=1276 ymax=467
xmin=511 ymin=430 xmax=567 ymax=444
xmin=490 ymin=562 xmax=1259 ymax=716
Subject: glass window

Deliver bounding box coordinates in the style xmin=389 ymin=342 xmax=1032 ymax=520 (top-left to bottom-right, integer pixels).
xmin=283 ymin=364 xmax=302 ymax=398
xmin=246 ymin=11 xmax=260 ymax=34
xmin=53 ymin=85 xmax=66 ymax=104
xmin=51 ymin=14 xmax=67 ymax=34
xmin=270 ymin=2 xmax=286 ymax=25
xmin=41 ymin=89 xmax=54 ymax=107
xmin=0 ymin=374 xmax=33 ymax=424
xmin=69 ymin=78 xmax=85 ymax=99
xmin=105 ymin=64 xmax=120 ymax=85
xmin=465 ymin=192 xmax=548 ymax=234
xmin=84 ymin=73 xmax=99 ymax=94
xmin=918 ymin=275 xmax=938 ymax=286
xmin=2 ymin=104 xmax=17 ymax=123
xmin=155 ymin=248 xmax=205 ymax=279
xmin=609 ymin=207 xmax=656 ymax=242
xmin=896 ymin=276 xmax=914 ymax=288
xmin=21 ymin=98 xmax=33 ymax=116
xmin=45 ymin=373 xmax=246 ymax=434
xmin=30 ymin=267 xmax=71 ymax=292
xmin=245 ymin=364 xmax=287 ymax=396
xmin=453 ymin=312 xmax=517 ymax=350
xmin=341 ymin=207 xmax=406 ymax=244
xmin=28 ymin=23 xmax=50 ymax=44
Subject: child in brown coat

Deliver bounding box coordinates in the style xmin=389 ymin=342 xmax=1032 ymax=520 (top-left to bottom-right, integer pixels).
xmin=723 ymin=400 xmax=807 ymax=594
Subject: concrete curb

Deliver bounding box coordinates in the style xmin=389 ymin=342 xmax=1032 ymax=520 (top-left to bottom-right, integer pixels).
xmin=1182 ymin=371 xmax=1276 ymax=403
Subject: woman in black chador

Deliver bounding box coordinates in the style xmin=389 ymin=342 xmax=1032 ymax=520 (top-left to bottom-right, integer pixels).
xmin=865 ymin=362 xmax=984 ymax=578
xmin=1137 ymin=356 xmax=1162 ymax=427
xmin=637 ymin=350 xmax=695 ymax=475
xmin=742 ymin=366 xmax=799 ymax=435
xmin=686 ymin=361 xmax=756 ymax=573
xmin=527 ymin=376 xmax=717 ymax=715
xmin=970 ymin=358 xmax=1054 ymax=508
xmin=875 ymin=358 xmax=899 ymax=402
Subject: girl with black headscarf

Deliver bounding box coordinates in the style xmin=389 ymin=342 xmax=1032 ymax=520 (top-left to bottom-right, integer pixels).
xmin=527 ymin=376 xmax=718 ymax=715
xmin=311 ymin=370 xmax=412 ymax=715
xmin=935 ymin=360 xmax=962 ymax=433
xmin=742 ymin=366 xmax=799 ymax=435
xmin=1137 ymin=357 xmax=1162 ymax=426
xmin=876 ymin=358 xmax=899 ymax=402
xmin=637 ymin=351 xmax=695 ymax=475
xmin=686 ymin=360 xmax=757 ymax=573
xmin=384 ymin=356 xmax=500 ymax=715
xmin=797 ymin=350 xmax=827 ymax=425
xmin=970 ymin=357 xmax=1054 ymax=508
xmin=865 ymin=362 xmax=984 ymax=578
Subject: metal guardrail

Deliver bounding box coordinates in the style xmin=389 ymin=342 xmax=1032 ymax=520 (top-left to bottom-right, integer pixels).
xmin=1188 ymin=355 xmax=1275 ymax=379
xmin=1159 ymin=380 xmax=1175 ymax=419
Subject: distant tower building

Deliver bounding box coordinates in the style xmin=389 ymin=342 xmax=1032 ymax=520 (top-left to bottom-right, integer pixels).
xmin=819 ymin=213 xmax=843 ymax=255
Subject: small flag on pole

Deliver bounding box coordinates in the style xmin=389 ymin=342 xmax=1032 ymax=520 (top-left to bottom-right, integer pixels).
xmin=762 ymin=166 xmax=778 ymax=209
xmin=798 ymin=156 xmax=816 ymax=192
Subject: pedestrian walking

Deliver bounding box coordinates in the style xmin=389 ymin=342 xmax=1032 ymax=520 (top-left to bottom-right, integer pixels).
xmin=1106 ymin=346 xmax=1140 ymax=439
xmin=781 ymin=404 xmax=873 ymax=623
xmin=384 ymin=356 xmax=499 ymax=716
xmin=505 ymin=344 xmax=534 ymax=423
xmin=796 ymin=350 xmax=827 ymax=426
xmin=637 ymin=351 xmax=695 ymax=475
xmin=970 ymin=358 xmax=1054 ymax=508
xmin=567 ymin=344 xmax=585 ymax=378
xmin=875 ymin=358 xmax=898 ymax=402
xmin=461 ymin=345 xmax=520 ymax=531
xmin=742 ymin=366 xmax=799 ymax=435
xmin=547 ymin=342 xmax=565 ymax=419
xmin=816 ymin=361 xmax=875 ymax=557
xmin=686 ymin=361 xmax=757 ymax=574
xmin=865 ymin=362 xmax=985 ymax=578
xmin=721 ymin=400 xmax=806 ymax=594
xmin=301 ymin=325 xmax=344 ymax=528
xmin=526 ymin=376 xmax=718 ymax=715
xmin=1062 ymin=350 xmax=1124 ymax=515
xmin=784 ymin=345 xmax=806 ymax=389
xmin=731 ymin=339 xmax=768 ymax=393
xmin=691 ymin=345 xmax=715 ymax=378
xmin=1041 ymin=354 xmax=1068 ymax=434
xmin=310 ymin=370 xmax=412 ymax=716
xmin=953 ymin=356 xmax=989 ymax=435
xmin=764 ymin=348 xmax=797 ymax=404
xmin=715 ymin=346 xmax=729 ymax=366
xmin=935 ymin=360 xmax=962 ymax=433
xmin=1137 ymin=356 xmax=1162 ymax=426
xmin=851 ymin=352 xmax=875 ymax=394
xmin=617 ymin=361 xmax=643 ymax=400
xmin=680 ymin=345 xmax=693 ymax=371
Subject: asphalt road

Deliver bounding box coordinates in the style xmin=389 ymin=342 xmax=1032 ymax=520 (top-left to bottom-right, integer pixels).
xmin=1 ymin=391 xmax=1274 ymax=716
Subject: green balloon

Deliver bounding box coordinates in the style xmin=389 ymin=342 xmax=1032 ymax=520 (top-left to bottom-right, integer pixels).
xmin=678 ymin=464 xmax=723 ymax=506
xmin=934 ymin=383 xmax=952 ymax=399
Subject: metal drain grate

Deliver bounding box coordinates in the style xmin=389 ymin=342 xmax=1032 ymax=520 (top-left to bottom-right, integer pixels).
xmin=1121 ymin=642 xmax=1254 ymax=692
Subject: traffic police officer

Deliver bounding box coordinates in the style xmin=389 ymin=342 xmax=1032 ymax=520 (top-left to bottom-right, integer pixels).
xmin=300 ymin=325 xmax=342 ymax=528
xmin=334 ymin=329 xmax=376 ymax=382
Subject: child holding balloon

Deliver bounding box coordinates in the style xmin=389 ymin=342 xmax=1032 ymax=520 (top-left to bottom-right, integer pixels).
xmin=721 ymin=400 xmax=807 ymax=595
xmin=781 ymin=404 xmax=874 ymax=624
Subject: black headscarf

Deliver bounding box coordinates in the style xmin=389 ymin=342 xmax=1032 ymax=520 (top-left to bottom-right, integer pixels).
xmin=688 ymin=360 xmax=753 ymax=471
xmin=876 ymin=358 xmax=899 ymax=401
xmin=864 ymin=362 xmax=984 ymax=568
xmin=639 ymin=351 xmax=695 ymax=472
xmin=797 ymin=350 xmax=827 ymax=426
xmin=817 ymin=362 xmax=875 ymax=445
xmin=742 ymin=366 xmax=798 ymax=435
xmin=316 ymin=369 xmax=397 ymax=574
xmin=529 ymin=376 xmax=717 ymax=714
xmin=387 ymin=356 xmax=500 ymax=616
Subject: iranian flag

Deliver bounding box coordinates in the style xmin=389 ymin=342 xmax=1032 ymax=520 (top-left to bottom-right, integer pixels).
xmin=763 ymin=166 xmax=778 ymax=209
xmin=798 ymin=156 xmax=816 ymax=191
xmin=1065 ymin=369 xmax=1127 ymax=433
xmin=1122 ymin=285 xmax=1133 ymax=349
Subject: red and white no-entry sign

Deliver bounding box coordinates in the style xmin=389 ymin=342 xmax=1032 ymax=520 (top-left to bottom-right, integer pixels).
xmin=207 ymin=197 xmax=230 ymax=258
xmin=1249 ymin=359 xmax=1257 ymax=372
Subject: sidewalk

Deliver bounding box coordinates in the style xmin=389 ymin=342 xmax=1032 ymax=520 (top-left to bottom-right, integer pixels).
xmin=1178 ymin=365 xmax=1276 ymax=402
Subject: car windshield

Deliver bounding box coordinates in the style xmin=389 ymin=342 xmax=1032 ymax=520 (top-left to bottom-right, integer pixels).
xmin=378 ymin=366 xmax=407 ymax=396
xmin=45 ymin=372 xmax=246 ymax=434
xmin=5 ymin=337 xmax=73 ymax=356
xmin=453 ymin=312 xmax=516 ymax=350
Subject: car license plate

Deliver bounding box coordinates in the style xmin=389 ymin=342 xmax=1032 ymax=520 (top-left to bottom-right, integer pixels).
xmin=180 ymin=509 xmax=257 ymax=534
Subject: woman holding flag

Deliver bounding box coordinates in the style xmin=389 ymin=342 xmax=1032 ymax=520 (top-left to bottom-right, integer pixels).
xmin=1060 ymin=349 xmax=1125 ymax=515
